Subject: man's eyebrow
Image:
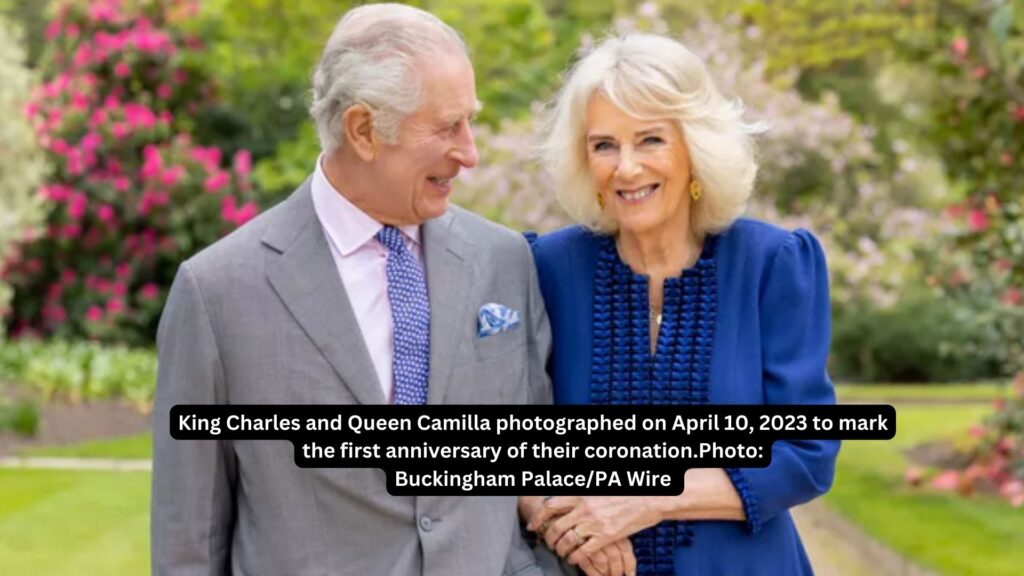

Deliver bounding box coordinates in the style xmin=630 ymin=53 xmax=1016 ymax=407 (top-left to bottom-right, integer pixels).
xmin=441 ymin=103 xmax=482 ymax=125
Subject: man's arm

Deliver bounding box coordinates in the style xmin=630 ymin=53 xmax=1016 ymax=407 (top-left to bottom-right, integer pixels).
xmin=151 ymin=262 xmax=237 ymax=575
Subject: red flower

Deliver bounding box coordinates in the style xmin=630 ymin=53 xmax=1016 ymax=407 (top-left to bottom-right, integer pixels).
xmin=97 ymin=204 xmax=116 ymax=224
xmin=1002 ymin=288 xmax=1023 ymax=306
xmin=107 ymin=298 xmax=125 ymax=314
xmin=233 ymin=149 xmax=252 ymax=176
xmin=904 ymin=467 xmax=925 ymax=487
xmin=45 ymin=21 xmax=62 ymax=41
xmin=85 ymin=305 xmax=103 ymax=322
xmin=204 ymin=172 xmax=230 ymax=193
xmin=967 ymin=209 xmax=988 ymax=231
xmin=931 ymin=470 xmax=960 ymax=491
xmin=994 ymin=259 xmax=1013 ymax=272
xmin=951 ymin=36 xmax=969 ymax=58
xmin=139 ymin=283 xmax=160 ymax=300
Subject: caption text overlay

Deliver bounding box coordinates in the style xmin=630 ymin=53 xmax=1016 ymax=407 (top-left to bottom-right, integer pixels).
xmin=171 ymin=404 xmax=894 ymax=495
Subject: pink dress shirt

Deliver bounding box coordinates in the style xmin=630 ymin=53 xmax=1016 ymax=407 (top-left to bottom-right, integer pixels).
xmin=310 ymin=157 xmax=423 ymax=402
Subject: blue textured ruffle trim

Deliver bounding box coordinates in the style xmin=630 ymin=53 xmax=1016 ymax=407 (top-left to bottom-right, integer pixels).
xmin=590 ymin=234 xmax=719 ymax=576
xmin=724 ymin=467 xmax=763 ymax=534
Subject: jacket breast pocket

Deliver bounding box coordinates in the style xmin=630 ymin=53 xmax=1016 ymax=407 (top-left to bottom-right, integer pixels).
xmin=473 ymin=326 xmax=527 ymax=361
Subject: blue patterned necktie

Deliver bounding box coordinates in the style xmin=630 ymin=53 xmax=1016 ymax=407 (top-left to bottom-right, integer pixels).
xmin=376 ymin=225 xmax=430 ymax=404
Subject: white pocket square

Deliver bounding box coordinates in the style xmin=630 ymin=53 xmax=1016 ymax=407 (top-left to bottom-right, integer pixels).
xmin=477 ymin=303 xmax=521 ymax=337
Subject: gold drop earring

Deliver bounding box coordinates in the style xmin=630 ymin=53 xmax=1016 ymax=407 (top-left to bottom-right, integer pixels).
xmin=689 ymin=179 xmax=702 ymax=202
xmin=596 ymin=191 xmax=605 ymax=209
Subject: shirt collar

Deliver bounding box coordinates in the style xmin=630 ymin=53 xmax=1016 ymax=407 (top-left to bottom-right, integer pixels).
xmin=311 ymin=154 xmax=420 ymax=256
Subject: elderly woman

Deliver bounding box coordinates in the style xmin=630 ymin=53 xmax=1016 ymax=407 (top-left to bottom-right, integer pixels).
xmin=522 ymin=33 xmax=839 ymax=576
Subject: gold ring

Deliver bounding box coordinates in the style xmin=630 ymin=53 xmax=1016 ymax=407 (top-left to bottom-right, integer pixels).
xmin=537 ymin=521 xmax=550 ymax=536
xmin=571 ymin=526 xmax=587 ymax=543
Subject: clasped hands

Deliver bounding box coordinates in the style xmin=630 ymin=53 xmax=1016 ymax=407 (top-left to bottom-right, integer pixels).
xmin=520 ymin=495 xmax=664 ymax=576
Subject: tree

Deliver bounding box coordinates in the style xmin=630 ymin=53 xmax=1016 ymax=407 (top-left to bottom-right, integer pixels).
xmin=0 ymin=11 xmax=46 ymax=325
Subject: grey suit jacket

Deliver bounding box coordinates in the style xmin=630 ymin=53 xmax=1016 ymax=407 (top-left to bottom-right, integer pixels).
xmin=151 ymin=179 xmax=554 ymax=576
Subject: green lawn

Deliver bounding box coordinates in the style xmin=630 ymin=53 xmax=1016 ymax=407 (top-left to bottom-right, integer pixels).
xmin=0 ymin=469 xmax=150 ymax=575
xmin=826 ymin=401 xmax=1024 ymax=575
xmin=836 ymin=382 xmax=1008 ymax=402
xmin=19 ymin=432 xmax=152 ymax=460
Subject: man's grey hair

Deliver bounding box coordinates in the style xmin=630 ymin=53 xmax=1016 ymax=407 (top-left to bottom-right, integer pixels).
xmin=310 ymin=3 xmax=468 ymax=153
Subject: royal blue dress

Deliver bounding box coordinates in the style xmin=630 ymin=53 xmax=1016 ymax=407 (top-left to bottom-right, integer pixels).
xmin=529 ymin=218 xmax=839 ymax=576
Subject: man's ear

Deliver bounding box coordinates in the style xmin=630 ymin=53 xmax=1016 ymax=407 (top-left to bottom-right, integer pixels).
xmin=342 ymin=104 xmax=377 ymax=162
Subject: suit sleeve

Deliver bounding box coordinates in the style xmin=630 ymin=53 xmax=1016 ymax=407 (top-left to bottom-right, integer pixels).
xmin=151 ymin=261 xmax=237 ymax=575
xmin=522 ymin=233 xmax=553 ymax=406
xmin=724 ymin=229 xmax=840 ymax=534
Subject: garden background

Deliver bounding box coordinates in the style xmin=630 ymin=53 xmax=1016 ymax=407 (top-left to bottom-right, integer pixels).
xmin=0 ymin=0 xmax=1022 ymax=574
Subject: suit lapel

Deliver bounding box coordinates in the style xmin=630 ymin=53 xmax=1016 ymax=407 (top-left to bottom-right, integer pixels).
xmin=423 ymin=211 xmax=470 ymax=404
xmin=263 ymin=183 xmax=386 ymax=406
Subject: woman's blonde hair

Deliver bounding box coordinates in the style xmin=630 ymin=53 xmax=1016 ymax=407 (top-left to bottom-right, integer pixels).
xmin=542 ymin=33 xmax=762 ymax=237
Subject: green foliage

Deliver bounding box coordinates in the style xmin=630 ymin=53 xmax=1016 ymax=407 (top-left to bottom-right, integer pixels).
xmin=0 ymin=398 xmax=41 ymax=436
xmin=907 ymin=1 xmax=1024 ymax=379
xmin=898 ymin=0 xmax=1024 ymax=500
xmin=427 ymin=0 xmax=557 ymax=125
xmin=737 ymin=0 xmax=930 ymax=74
xmin=831 ymin=290 xmax=1003 ymax=383
xmin=9 ymin=401 xmax=40 ymax=436
xmin=251 ymin=121 xmax=320 ymax=204
xmin=0 ymin=340 xmax=156 ymax=409
xmin=0 ymin=0 xmax=53 ymax=67
xmin=188 ymin=0 xmax=352 ymax=160
xmin=0 ymin=11 xmax=46 ymax=324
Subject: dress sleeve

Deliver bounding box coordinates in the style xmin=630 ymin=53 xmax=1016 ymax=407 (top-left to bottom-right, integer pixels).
xmin=725 ymin=228 xmax=839 ymax=534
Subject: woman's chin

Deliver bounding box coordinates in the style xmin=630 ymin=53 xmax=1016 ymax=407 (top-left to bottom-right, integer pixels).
xmin=614 ymin=214 xmax=672 ymax=239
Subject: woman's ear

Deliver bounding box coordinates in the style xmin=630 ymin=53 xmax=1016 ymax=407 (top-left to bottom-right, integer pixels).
xmin=342 ymin=104 xmax=377 ymax=162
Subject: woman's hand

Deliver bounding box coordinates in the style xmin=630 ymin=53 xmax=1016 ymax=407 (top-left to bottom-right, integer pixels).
xmin=576 ymin=538 xmax=636 ymax=576
xmin=528 ymin=496 xmax=664 ymax=566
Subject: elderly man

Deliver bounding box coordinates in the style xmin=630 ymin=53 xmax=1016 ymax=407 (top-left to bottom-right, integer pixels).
xmin=151 ymin=4 xmax=552 ymax=575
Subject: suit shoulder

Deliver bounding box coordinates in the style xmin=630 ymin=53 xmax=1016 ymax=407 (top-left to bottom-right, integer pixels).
xmin=180 ymin=193 xmax=303 ymax=288
xmin=447 ymin=204 xmax=528 ymax=250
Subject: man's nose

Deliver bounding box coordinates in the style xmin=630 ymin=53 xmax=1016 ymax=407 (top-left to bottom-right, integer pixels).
xmin=451 ymin=124 xmax=479 ymax=169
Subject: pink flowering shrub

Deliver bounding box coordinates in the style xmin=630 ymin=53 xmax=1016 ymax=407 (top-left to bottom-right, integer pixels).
xmin=1 ymin=0 xmax=258 ymax=344
xmin=917 ymin=1 xmax=1024 ymax=376
xmin=898 ymin=0 xmax=1024 ymax=505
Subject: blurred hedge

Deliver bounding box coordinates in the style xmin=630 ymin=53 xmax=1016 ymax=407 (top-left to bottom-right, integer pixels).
xmin=831 ymin=290 xmax=1003 ymax=383
xmin=0 ymin=339 xmax=156 ymax=410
